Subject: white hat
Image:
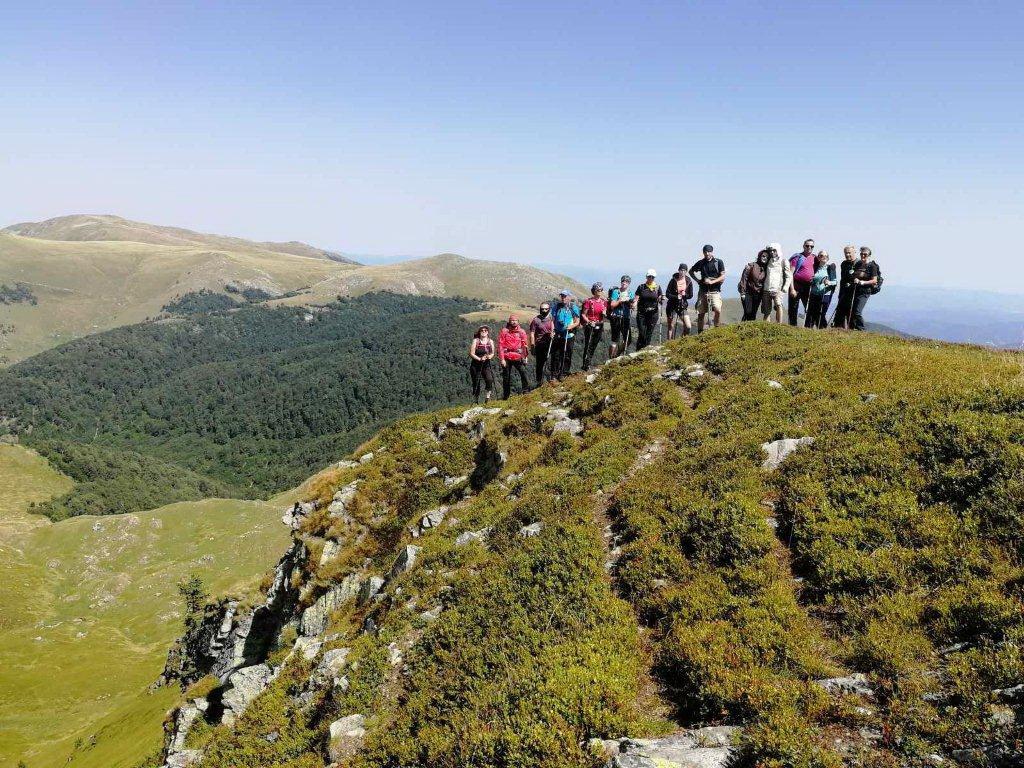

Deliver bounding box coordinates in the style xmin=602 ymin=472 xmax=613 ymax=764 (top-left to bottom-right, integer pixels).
xmin=646 ymin=268 xmax=656 ymax=277
xmin=767 ymin=242 xmax=782 ymax=253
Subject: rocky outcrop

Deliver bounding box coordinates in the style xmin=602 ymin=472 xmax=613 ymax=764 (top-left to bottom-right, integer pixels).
xmin=328 ymin=714 xmax=367 ymax=763
xmin=600 ymin=727 xmax=737 ymax=768
xmin=328 ymin=480 xmax=361 ymax=521
xmin=390 ymin=545 xmax=421 ymax=579
xmin=760 ymin=436 xmax=815 ymax=470
xmin=162 ymin=697 xmax=208 ymax=768
xmin=299 ymin=574 xmax=361 ymax=637
xmin=814 ymin=672 xmax=875 ymax=698
xmin=221 ymin=663 xmax=277 ymax=726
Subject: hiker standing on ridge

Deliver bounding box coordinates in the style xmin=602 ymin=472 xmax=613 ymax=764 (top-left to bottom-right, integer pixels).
xmin=498 ymin=315 xmax=530 ymax=398
xmin=805 ymin=251 xmax=837 ymax=328
xmin=666 ymin=263 xmax=694 ymax=338
xmin=788 ymin=238 xmax=816 ymax=325
xmin=760 ymin=243 xmax=792 ymax=323
xmin=738 ymin=250 xmax=769 ymax=321
xmin=848 ymin=247 xmax=881 ymax=331
xmin=579 ymin=283 xmax=608 ymax=371
xmin=529 ymin=302 xmax=555 ymax=386
xmin=607 ymin=275 xmax=633 ymax=358
xmin=689 ymin=245 xmax=725 ymax=331
xmin=831 ymin=246 xmax=858 ymax=329
xmin=549 ymin=290 xmax=580 ymax=380
xmin=468 ymin=325 xmax=495 ymax=403
xmin=632 ymin=269 xmax=663 ymax=350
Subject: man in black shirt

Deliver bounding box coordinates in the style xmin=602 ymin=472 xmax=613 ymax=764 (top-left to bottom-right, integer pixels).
xmin=665 ymin=263 xmax=694 ymax=338
xmin=632 ymin=268 xmax=663 ymax=350
xmin=831 ymin=246 xmax=859 ymax=329
xmin=688 ymin=244 xmax=725 ymax=332
xmin=849 ymin=247 xmax=881 ymax=331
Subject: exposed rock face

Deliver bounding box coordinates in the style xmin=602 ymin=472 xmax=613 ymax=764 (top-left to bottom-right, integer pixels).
xmin=299 ymin=574 xmax=361 ymax=637
xmin=814 ymin=672 xmax=875 ymax=698
xmin=519 ymin=522 xmax=543 ymax=538
xmin=161 ymin=539 xmax=305 ymax=686
xmin=282 ymin=500 xmax=316 ymax=530
xmin=329 ymin=714 xmax=367 ymax=763
xmin=418 ymin=505 xmax=449 ymax=533
xmin=455 ymin=527 xmax=491 ymax=546
xmin=221 ymin=664 xmax=276 ymax=726
xmin=319 ymin=539 xmax=341 ymax=566
xmin=547 ymin=407 xmax=583 ymax=436
xmin=290 ymin=635 xmax=322 ymax=661
xmin=162 ymin=697 xmax=209 ymax=767
xmin=358 ymin=575 xmax=385 ymax=605
xmin=606 ymin=727 xmax=737 ymax=768
xmin=760 ymin=436 xmax=815 ymax=470
xmin=390 ymin=545 xmax=421 ymax=579
xmin=328 ymin=480 xmax=361 ymax=520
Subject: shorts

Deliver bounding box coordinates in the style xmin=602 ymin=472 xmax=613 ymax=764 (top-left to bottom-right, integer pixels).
xmin=760 ymin=291 xmax=784 ymax=314
xmin=666 ymin=298 xmax=689 ymax=318
xmin=695 ymin=291 xmax=722 ymax=313
xmin=609 ymin=316 xmax=630 ymax=344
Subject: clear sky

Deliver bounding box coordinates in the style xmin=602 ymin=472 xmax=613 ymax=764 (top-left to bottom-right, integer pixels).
xmin=3 ymin=1 xmax=1022 ymax=291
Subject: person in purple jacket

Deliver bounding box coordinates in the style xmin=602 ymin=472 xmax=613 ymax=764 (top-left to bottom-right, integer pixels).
xmin=788 ymin=238 xmax=816 ymax=325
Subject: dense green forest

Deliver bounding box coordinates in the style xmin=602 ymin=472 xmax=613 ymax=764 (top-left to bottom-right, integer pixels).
xmin=0 ymin=292 xmax=485 ymax=519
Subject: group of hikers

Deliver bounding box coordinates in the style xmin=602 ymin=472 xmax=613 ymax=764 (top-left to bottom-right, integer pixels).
xmin=469 ymin=240 xmax=883 ymax=402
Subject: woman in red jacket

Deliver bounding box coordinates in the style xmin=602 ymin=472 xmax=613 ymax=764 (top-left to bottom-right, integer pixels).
xmin=498 ymin=315 xmax=530 ymax=399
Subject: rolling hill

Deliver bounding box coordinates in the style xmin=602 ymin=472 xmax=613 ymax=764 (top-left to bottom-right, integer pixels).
xmin=0 ymin=214 xmax=585 ymax=364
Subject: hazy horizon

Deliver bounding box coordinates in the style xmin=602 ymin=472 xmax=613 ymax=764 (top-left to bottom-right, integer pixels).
xmin=3 ymin=2 xmax=1022 ymax=291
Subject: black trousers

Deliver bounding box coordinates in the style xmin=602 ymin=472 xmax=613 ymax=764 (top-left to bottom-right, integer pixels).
xmin=805 ymin=292 xmax=833 ymax=328
xmin=470 ymin=359 xmax=493 ymax=398
xmin=581 ymin=323 xmax=603 ymax=370
xmin=635 ymin=311 xmax=658 ymax=350
xmin=534 ymin=337 xmax=551 ymax=385
xmin=501 ymin=359 xmax=529 ymax=399
xmin=851 ymin=292 xmax=871 ymax=331
xmin=549 ymin=334 xmax=574 ymax=380
xmin=741 ymin=293 xmax=760 ymax=321
xmin=788 ymin=282 xmax=810 ymax=325
xmin=831 ymin=287 xmax=854 ymax=328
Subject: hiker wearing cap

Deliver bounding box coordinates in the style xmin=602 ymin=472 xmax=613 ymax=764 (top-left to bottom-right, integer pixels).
xmin=607 ymin=275 xmax=633 ymax=358
xmin=805 ymin=251 xmax=837 ymax=329
xmin=468 ymin=325 xmax=495 ymax=403
xmin=760 ymin=243 xmax=792 ymax=323
xmin=666 ymin=263 xmax=694 ymax=338
xmin=738 ymin=250 xmax=769 ymax=321
xmin=580 ymin=283 xmax=608 ymax=371
xmin=498 ymin=315 xmax=530 ymax=398
xmin=632 ymin=269 xmax=663 ymax=350
xmin=788 ymin=238 xmax=816 ymax=325
xmin=529 ymin=302 xmax=555 ymax=386
xmin=831 ymin=246 xmax=858 ymax=329
xmin=550 ymin=290 xmax=580 ymax=380
xmin=688 ymin=245 xmax=725 ymax=331
xmin=847 ymin=247 xmax=882 ymax=331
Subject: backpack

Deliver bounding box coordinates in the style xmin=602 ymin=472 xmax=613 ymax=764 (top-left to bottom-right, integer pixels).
xmin=871 ymin=265 xmax=884 ymax=295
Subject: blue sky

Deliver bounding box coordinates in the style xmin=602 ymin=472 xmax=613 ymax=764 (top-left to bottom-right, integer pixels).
xmin=2 ymin=1 xmax=1022 ymax=291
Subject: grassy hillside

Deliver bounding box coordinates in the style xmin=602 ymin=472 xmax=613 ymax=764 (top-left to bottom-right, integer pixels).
xmin=0 ymin=444 xmax=291 ymax=768
xmin=159 ymin=325 xmax=1022 ymax=768
xmin=0 ymin=294 xmax=488 ymax=518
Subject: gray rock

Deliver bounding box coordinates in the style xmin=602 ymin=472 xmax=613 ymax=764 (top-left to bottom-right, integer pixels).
xmin=290 ymin=635 xmax=322 ymax=661
xmin=424 ymin=466 xmax=440 ymax=477
xmin=586 ymin=373 xmax=598 ymax=384
xmin=390 ymin=545 xmax=421 ymax=579
xmin=311 ymin=647 xmax=351 ymax=689
xmin=299 ymin=575 xmax=361 ymax=636
xmin=319 ymin=539 xmax=341 ymax=566
xmin=328 ymin=480 xmax=361 ymax=519
xmin=328 ymin=714 xmax=367 ymax=763
xmin=455 ymin=527 xmax=491 ymax=546
xmin=519 ymin=522 xmax=544 ymax=538
xmin=419 ymin=505 xmax=449 ymax=532
xmin=334 ymin=459 xmax=358 ymax=469
xmin=687 ymin=369 xmax=705 ymax=378
xmin=448 ymin=406 xmax=501 ymax=429
xmin=814 ymin=672 xmax=875 ymax=699
xmin=443 ymin=474 xmax=468 ymax=487
xmin=166 ymin=698 xmax=205 ymax=756
xmin=766 ymin=379 xmax=783 ymax=389
xmin=358 ymin=575 xmax=385 ymax=605
xmin=221 ymin=664 xmax=276 ymax=725
xmin=165 ymin=750 xmax=202 ymax=768
xmin=359 ymin=452 xmax=374 ymax=463
xmin=420 ymin=605 xmax=443 ymax=622
xmin=281 ymin=501 xmax=315 ymax=530
xmin=612 ymin=727 xmax=737 ymax=768
xmin=993 ymin=683 xmax=1024 ymax=703
xmin=761 ymin=437 xmax=815 ymax=470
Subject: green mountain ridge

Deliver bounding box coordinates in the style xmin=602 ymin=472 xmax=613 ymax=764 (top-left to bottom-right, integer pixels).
xmin=129 ymin=325 xmax=1023 ymax=768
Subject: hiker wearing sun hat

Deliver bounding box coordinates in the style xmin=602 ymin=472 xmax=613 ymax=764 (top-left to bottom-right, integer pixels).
xmin=498 ymin=315 xmax=530 ymax=398
xmin=607 ymin=275 xmax=634 ymax=358
xmin=688 ymin=244 xmax=726 ymax=332
xmin=549 ymin=289 xmax=580 ymax=381
xmin=632 ymin=268 xmax=663 ymax=350
xmin=760 ymin=243 xmax=792 ymax=323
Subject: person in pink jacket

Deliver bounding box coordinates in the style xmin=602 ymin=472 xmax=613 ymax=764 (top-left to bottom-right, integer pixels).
xmin=498 ymin=315 xmax=530 ymax=399
xmin=788 ymin=237 xmax=816 ymax=325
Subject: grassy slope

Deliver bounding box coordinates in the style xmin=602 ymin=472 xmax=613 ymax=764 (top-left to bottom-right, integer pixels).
xmin=183 ymin=325 xmax=1021 ymax=768
xmin=0 ymin=445 xmax=290 ymax=768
